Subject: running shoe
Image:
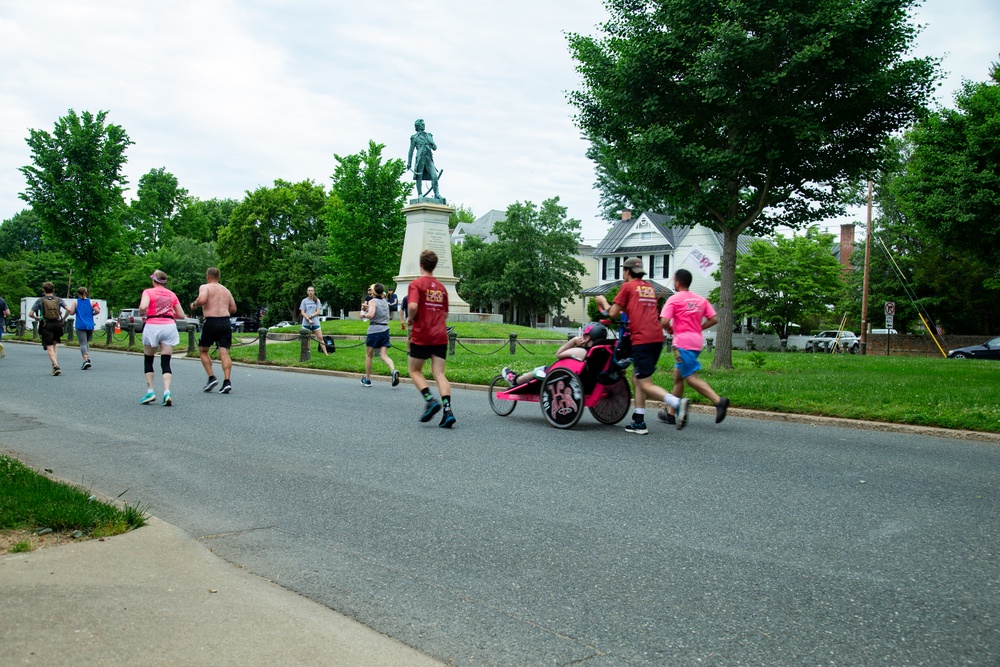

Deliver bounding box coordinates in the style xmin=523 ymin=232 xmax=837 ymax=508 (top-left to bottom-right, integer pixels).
xmin=140 ymin=390 xmax=156 ymax=405
xmin=52 ymin=366 xmax=61 ymax=376
xmin=715 ymin=397 xmax=730 ymax=424
xmin=82 ymin=359 xmax=92 ymax=370
xmin=624 ymin=421 xmax=648 ymax=435
xmin=439 ymin=411 xmax=456 ymax=428
xmin=676 ymin=398 xmax=690 ymax=430
xmin=391 ymin=370 xmax=400 ymax=387
xmin=420 ymin=399 xmax=442 ymax=422
xmin=219 ymin=381 xmax=232 ymax=394
xmin=656 ymin=409 xmax=676 ymax=425
xmin=502 ymin=367 xmax=518 ymax=384
xmin=162 ymin=392 xmax=173 ymax=406
xmin=361 ymin=377 xmax=372 ymax=387
xmin=203 ymin=377 xmax=219 ymax=392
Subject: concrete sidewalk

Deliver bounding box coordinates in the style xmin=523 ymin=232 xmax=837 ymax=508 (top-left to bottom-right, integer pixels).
xmin=1 ymin=517 xmax=445 ymax=667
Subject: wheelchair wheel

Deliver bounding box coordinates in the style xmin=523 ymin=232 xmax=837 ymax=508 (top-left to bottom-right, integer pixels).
xmin=488 ymin=375 xmax=517 ymax=416
xmin=539 ymin=367 xmax=584 ymax=429
xmin=589 ymin=377 xmax=631 ymax=425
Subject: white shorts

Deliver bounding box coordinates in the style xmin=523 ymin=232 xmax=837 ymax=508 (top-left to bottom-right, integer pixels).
xmin=142 ymin=322 xmax=180 ymax=348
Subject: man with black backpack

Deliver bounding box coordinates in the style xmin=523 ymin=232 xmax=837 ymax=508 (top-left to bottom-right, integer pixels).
xmin=29 ymin=282 xmax=68 ymax=375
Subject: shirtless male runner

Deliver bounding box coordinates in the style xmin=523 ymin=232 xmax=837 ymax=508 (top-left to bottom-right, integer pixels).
xmin=190 ymin=267 xmax=238 ymax=393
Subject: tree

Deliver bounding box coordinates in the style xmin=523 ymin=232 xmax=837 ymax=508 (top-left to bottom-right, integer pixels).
xmin=568 ymin=0 xmax=937 ymax=367
xmin=455 ymin=198 xmax=585 ymax=326
xmin=0 ymin=209 xmax=50 ymax=258
xmin=325 ymin=141 xmax=411 ymax=298
xmin=448 ymin=204 xmax=475 ymax=231
xmin=892 ymin=62 xmax=1000 ymax=291
xmin=185 ymin=197 xmax=238 ymax=242
xmin=126 ymin=167 xmax=193 ymax=252
xmin=217 ymin=179 xmax=329 ymax=313
xmin=711 ymin=228 xmax=844 ymax=338
xmin=19 ymin=109 xmax=132 ymax=286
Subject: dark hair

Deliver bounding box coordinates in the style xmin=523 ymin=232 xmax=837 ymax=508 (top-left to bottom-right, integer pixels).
xmin=77 ymin=287 xmax=88 ymax=298
xmin=420 ymin=250 xmax=439 ymax=272
xmin=42 ymin=282 xmax=55 ymax=294
xmin=206 ymin=267 xmax=221 ymax=280
xmin=674 ymin=268 xmax=693 ymax=288
xmin=373 ymin=283 xmax=385 ymax=297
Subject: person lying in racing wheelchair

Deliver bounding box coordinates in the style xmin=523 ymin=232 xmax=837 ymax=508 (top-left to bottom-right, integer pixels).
xmin=501 ymin=322 xmax=608 ymax=387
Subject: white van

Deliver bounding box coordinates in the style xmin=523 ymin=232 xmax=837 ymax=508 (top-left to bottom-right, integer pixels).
xmin=870 ymin=328 xmax=898 ymax=335
xmin=20 ymin=296 xmax=109 ymax=331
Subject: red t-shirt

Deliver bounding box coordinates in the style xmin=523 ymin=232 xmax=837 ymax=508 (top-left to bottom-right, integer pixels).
xmin=613 ymin=279 xmax=664 ymax=346
xmin=408 ymin=275 xmax=449 ymax=346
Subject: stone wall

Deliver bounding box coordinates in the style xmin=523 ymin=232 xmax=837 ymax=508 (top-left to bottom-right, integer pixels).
xmin=862 ymin=334 xmax=984 ymax=357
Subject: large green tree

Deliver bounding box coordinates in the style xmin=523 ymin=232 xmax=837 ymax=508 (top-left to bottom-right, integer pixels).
xmin=568 ymin=0 xmax=937 ymax=367
xmin=0 ymin=209 xmax=50 ymax=258
xmin=455 ymin=198 xmax=584 ymax=326
xmin=712 ymin=227 xmax=845 ymax=338
xmin=892 ymin=62 xmax=1000 ymax=291
xmin=217 ymin=179 xmax=329 ymax=313
xmin=126 ymin=167 xmax=193 ymax=252
xmin=325 ymin=140 xmax=410 ymax=299
xmin=19 ymin=109 xmax=132 ymax=286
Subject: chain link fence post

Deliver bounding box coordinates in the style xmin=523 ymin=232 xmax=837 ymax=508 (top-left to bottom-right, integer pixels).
xmin=187 ymin=327 xmax=196 ymax=356
xmin=258 ymin=328 xmax=268 ymax=362
xmin=448 ymin=329 xmax=457 ymax=356
xmin=299 ymin=330 xmax=312 ymax=362
xmin=105 ymin=321 xmax=115 ymax=347
xmin=509 ymin=332 xmax=517 ymax=355
xmin=128 ymin=324 xmax=136 ymax=348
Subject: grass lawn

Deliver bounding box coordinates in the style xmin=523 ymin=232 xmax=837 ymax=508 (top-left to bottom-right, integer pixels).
xmin=0 ymin=454 xmax=148 ymax=553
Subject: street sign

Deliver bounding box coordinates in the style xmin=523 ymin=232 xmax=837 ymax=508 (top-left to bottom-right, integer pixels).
xmin=885 ymin=301 xmax=895 ymax=316
xmin=886 ymin=314 xmax=894 ymax=328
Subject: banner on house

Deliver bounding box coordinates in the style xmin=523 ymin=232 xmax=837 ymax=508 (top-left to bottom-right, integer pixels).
xmin=684 ymin=244 xmax=716 ymax=277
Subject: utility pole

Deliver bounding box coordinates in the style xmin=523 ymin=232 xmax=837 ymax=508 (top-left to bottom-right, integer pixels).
xmin=860 ymin=180 xmax=873 ymax=355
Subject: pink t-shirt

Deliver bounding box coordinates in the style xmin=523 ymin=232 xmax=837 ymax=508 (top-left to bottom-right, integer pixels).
xmin=660 ymin=291 xmax=716 ymax=351
xmin=143 ymin=287 xmax=179 ymax=324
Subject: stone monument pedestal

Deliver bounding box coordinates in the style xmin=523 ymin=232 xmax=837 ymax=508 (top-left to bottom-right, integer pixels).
xmin=394 ymin=201 xmax=470 ymax=314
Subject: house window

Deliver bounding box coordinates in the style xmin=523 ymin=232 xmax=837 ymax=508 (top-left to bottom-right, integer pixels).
xmin=615 ymin=257 xmax=621 ymax=280
xmin=651 ymin=255 xmax=664 ymax=279
xmin=602 ymin=257 xmax=609 ymax=280
xmin=640 ymin=232 xmax=651 ymax=241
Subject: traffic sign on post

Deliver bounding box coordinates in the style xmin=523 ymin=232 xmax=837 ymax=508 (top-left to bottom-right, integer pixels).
xmin=885 ymin=301 xmax=895 ymax=316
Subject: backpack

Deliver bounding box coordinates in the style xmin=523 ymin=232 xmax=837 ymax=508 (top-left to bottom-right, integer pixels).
xmin=41 ymin=295 xmax=61 ymax=321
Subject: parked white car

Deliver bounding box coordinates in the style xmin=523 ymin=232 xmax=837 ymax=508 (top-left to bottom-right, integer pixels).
xmin=805 ymin=330 xmax=860 ymax=354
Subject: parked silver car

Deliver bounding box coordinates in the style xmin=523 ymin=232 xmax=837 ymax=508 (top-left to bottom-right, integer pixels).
xmin=805 ymin=330 xmax=860 ymax=354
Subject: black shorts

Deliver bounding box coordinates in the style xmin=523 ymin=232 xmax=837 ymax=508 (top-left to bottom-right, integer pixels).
xmin=40 ymin=320 xmax=63 ymax=347
xmin=199 ymin=316 xmax=232 ymax=349
xmin=408 ymin=343 xmax=448 ymax=360
xmin=631 ymin=342 xmax=664 ymax=379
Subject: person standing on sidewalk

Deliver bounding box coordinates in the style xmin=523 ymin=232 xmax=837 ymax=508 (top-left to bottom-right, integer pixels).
xmin=69 ymin=287 xmax=100 ymax=370
xmin=190 ymin=267 xmax=238 ymax=394
xmin=28 ymin=282 xmax=68 ymax=376
xmin=360 ymin=283 xmax=399 ymax=388
xmin=139 ymin=270 xmax=186 ymax=406
xmin=406 ymin=250 xmax=455 ymax=427
xmin=658 ymin=269 xmax=729 ymax=426
xmin=595 ymin=258 xmax=688 ymax=434
xmin=0 ymin=294 xmax=9 ymax=358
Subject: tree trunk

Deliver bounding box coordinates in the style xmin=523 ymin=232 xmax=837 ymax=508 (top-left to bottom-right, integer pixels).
xmin=712 ymin=229 xmax=739 ymax=369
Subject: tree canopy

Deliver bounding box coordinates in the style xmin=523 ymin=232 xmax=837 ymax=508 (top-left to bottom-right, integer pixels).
xmin=325 ymin=140 xmax=411 ymax=301
xmin=568 ymin=0 xmax=937 ymax=367
xmin=455 ymin=197 xmax=584 ymax=326
xmin=126 ymin=167 xmax=193 ymax=252
xmin=713 ymin=228 xmax=845 ymax=339
xmin=19 ymin=109 xmax=133 ymax=286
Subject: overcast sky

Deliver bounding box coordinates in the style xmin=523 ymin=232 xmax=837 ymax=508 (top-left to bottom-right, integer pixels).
xmin=1 ymin=0 xmax=997 ymax=243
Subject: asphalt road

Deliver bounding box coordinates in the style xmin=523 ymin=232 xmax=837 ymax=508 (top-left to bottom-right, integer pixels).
xmin=2 ymin=343 xmax=998 ymax=666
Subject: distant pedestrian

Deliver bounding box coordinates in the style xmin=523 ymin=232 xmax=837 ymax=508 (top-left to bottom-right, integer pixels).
xmin=387 ymin=289 xmax=399 ymax=317
xmin=28 ymin=281 xmax=68 ymax=375
xmin=595 ymin=257 xmax=687 ymax=434
xmin=407 ymin=250 xmax=455 ymax=427
xmin=0 ymin=295 xmax=9 ymax=358
xmin=190 ymin=267 xmax=238 ymax=394
xmin=360 ymin=283 xmax=399 ymax=388
xmin=299 ymin=286 xmax=328 ymax=356
xmin=658 ymin=269 xmax=729 ymax=426
xmin=68 ymin=287 xmax=101 ymax=370
xmin=139 ymin=270 xmax=186 ymax=406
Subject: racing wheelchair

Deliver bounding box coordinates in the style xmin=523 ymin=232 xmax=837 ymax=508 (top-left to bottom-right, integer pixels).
xmin=487 ymin=343 xmax=632 ymax=429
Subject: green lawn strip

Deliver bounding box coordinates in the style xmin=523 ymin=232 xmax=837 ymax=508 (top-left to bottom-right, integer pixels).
xmin=0 ymin=454 xmax=148 ymax=547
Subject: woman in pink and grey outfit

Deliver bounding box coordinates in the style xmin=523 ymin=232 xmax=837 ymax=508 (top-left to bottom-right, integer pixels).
xmin=139 ymin=270 xmax=187 ymax=406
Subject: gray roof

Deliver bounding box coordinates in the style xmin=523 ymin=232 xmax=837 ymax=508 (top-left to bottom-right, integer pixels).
xmin=593 ymin=211 xmax=759 ymax=256
xmin=452 ymin=209 xmax=505 ymax=244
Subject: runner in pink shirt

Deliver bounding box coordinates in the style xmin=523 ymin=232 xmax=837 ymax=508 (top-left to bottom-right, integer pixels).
xmin=658 ymin=269 xmax=730 ymax=426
